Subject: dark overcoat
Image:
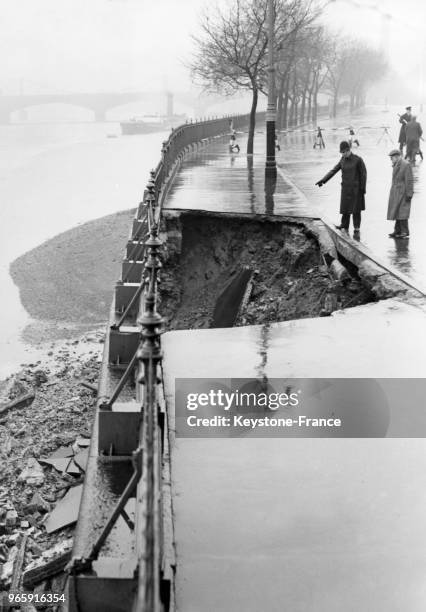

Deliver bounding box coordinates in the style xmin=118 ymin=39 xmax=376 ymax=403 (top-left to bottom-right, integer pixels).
xmin=405 ymin=120 xmax=423 ymax=149
xmin=319 ymin=153 xmax=367 ymax=214
xmin=387 ymin=158 xmax=414 ymax=220
xmin=398 ymin=112 xmax=411 ymax=145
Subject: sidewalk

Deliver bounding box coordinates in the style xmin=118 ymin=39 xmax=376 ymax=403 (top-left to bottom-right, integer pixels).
xmin=165 ymin=133 xmax=317 ymax=218
xmin=162 ymin=128 xmax=426 ymax=611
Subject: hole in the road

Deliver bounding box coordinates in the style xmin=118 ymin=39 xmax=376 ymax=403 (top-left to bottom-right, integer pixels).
xmin=159 ymin=213 xmax=377 ymax=330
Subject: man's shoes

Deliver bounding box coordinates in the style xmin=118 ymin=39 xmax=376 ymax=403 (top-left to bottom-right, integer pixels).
xmin=388 ymin=232 xmax=397 ymax=238
xmin=394 ymin=233 xmax=409 ymax=239
xmin=335 ymin=225 xmax=349 ymax=231
xmin=353 ymin=228 xmax=360 ymax=234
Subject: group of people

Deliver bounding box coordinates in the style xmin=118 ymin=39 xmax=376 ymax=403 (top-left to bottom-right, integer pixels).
xmin=315 ymin=140 xmax=413 ymax=240
xmin=398 ymin=105 xmax=423 ymax=164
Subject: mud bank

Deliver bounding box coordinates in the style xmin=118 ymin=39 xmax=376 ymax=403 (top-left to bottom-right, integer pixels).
xmin=10 ymin=209 xmax=135 ymax=342
xmin=159 ymin=212 xmax=378 ymax=330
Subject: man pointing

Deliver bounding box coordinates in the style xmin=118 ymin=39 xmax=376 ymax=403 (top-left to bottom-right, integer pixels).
xmin=316 ymin=141 xmax=367 ymax=236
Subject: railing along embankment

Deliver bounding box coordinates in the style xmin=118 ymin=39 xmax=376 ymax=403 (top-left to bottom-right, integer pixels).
xmin=66 ymin=112 xmax=252 ymax=612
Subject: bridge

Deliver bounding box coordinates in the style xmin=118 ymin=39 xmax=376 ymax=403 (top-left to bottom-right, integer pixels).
xmin=0 ymin=90 xmax=223 ymax=123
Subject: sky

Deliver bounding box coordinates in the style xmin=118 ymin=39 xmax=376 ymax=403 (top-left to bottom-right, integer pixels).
xmin=0 ymin=0 xmax=425 ymax=99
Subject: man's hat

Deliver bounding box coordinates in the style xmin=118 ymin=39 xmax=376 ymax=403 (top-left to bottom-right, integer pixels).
xmin=339 ymin=140 xmax=350 ymax=152
xmin=406 ymin=106 xmax=412 ymax=110
xmin=388 ymin=149 xmax=401 ymax=156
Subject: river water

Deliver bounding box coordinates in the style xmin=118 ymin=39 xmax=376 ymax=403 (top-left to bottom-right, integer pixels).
xmin=0 ymin=121 xmax=169 ymax=378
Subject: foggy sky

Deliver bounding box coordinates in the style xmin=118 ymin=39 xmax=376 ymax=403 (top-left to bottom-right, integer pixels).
xmin=1 ymin=0 xmax=425 ymax=96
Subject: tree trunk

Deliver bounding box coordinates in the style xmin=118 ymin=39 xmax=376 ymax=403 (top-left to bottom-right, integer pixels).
xmin=247 ymin=86 xmax=258 ymax=155
xmin=300 ymin=89 xmax=307 ymax=124
xmin=307 ymin=92 xmax=312 ymax=123
xmin=332 ymin=92 xmax=338 ymax=118
xmin=282 ymin=73 xmax=290 ymax=129
xmin=283 ymin=90 xmax=289 ymax=129
xmin=312 ymin=88 xmax=319 ymax=123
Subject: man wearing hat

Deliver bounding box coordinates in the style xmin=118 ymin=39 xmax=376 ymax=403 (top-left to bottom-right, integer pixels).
xmin=315 ymin=141 xmax=367 ymax=235
xmin=405 ymin=115 xmax=423 ymax=164
xmin=387 ymin=149 xmax=413 ymax=238
xmin=398 ymin=106 xmax=412 ymax=154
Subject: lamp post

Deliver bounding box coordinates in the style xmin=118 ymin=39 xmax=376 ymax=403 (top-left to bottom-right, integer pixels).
xmin=265 ymin=0 xmax=277 ymax=178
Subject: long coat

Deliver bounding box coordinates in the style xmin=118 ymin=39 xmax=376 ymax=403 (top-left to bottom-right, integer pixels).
xmin=387 ymin=158 xmax=414 ymax=220
xmin=405 ymin=120 xmax=423 ymax=150
xmin=398 ymin=112 xmax=411 ymax=145
xmin=319 ymin=153 xmax=367 ymax=214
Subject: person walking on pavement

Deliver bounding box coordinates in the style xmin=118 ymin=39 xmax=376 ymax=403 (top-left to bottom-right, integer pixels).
xmin=348 ymin=127 xmax=360 ymax=147
xmin=405 ymin=115 xmax=423 ymax=164
xmin=398 ymin=106 xmax=412 ymax=154
xmin=315 ymin=140 xmax=367 ymax=236
xmin=229 ymin=129 xmax=240 ymax=153
xmin=387 ymin=149 xmax=413 ymax=239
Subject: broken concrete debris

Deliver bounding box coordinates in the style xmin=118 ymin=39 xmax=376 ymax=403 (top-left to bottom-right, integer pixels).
xmin=45 ymin=485 xmax=83 ymax=534
xmin=0 ymin=392 xmax=35 ymax=416
xmin=161 ymin=214 xmax=377 ymax=330
xmin=23 ymin=538 xmax=73 ymax=589
xmin=18 ymin=459 xmax=45 ymax=487
xmin=0 ymin=347 xmax=100 ymax=596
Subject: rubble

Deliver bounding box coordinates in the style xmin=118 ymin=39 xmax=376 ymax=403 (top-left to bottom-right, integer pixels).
xmin=161 ymin=213 xmax=376 ymax=330
xmin=45 ymin=486 xmax=83 ymax=534
xmin=18 ymin=459 xmax=45 ymax=487
xmin=0 ymin=339 xmax=101 ymax=598
xmin=23 ymin=539 xmax=73 ymax=589
xmin=0 ymin=392 xmax=35 ymax=416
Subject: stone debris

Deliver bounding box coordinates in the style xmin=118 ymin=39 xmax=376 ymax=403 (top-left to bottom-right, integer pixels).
xmin=27 ymin=493 xmax=50 ymax=515
xmin=5 ymin=509 xmax=18 ymax=529
xmin=18 ymin=459 xmax=45 ymax=487
xmin=0 ymin=342 xmax=101 ymax=599
xmin=50 ymin=446 xmax=74 ymax=459
xmin=73 ymin=449 xmax=89 ymax=473
xmin=45 ymin=485 xmax=83 ymax=534
xmin=0 ymin=392 xmax=35 ymax=416
xmin=161 ymin=214 xmax=376 ymax=330
xmin=23 ymin=538 xmax=73 ymax=589
xmin=39 ymin=457 xmax=72 ymax=474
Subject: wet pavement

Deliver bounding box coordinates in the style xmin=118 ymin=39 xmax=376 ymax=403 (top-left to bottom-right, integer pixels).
xmin=165 ymin=106 xmax=426 ymax=291
xmin=165 ymin=138 xmax=318 ymax=218
xmin=162 ymin=108 xmax=426 ymax=611
xmin=163 ymin=298 xmax=426 ymax=612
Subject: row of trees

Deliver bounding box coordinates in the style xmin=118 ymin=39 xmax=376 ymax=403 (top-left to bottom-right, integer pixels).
xmin=189 ymin=0 xmax=387 ymax=153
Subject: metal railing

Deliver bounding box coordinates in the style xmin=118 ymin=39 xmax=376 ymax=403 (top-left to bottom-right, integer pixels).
xmin=69 ymin=112 xmax=252 ymax=611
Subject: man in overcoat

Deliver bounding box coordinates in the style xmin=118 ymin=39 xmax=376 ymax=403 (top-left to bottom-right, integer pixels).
xmin=398 ymin=106 xmax=412 ymax=153
xmin=387 ymin=149 xmax=414 ymax=239
xmin=405 ymin=115 xmax=423 ymax=164
xmin=315 ymin=140 xmax=367 ymax=235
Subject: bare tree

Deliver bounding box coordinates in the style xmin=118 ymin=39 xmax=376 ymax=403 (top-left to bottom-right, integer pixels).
xmin=190 ymin=0 xmax=269 ymax=154
xmin=324 ymin=35 xmax=352 ymax=118
xmin=190 ymin=0 xmax=320 ymax=154
xmin=341 ymin=42 xmax=388 ymax=111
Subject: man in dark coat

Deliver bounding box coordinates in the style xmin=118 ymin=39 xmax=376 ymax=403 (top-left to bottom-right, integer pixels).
xmin=398 ymin=106 xmax=412 ymax=153
xmin=387 ymin=149 xmax=413 ymax=238
xmin=315 ymin=141 xmax=367 ymax=235
xmin=405 ymin=115 xmax=423 ymax=164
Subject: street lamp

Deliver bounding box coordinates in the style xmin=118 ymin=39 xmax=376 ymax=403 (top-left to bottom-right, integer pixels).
xmin=265 ymin=0 xmax=277 ymax=178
